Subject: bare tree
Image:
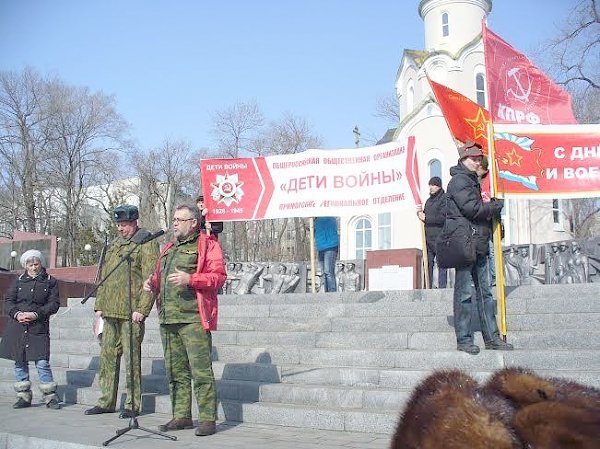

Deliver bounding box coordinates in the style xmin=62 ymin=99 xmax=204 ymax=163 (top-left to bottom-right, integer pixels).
xmin=40 ymin=80 xmax=129 ymax=265
xmin=567 ymin=198 xmax=600 ymax=238
xmin=253 ymin=112 xmax=322 ymax=156
xmin=542 ymin=0 xmax=599 ymax=94
xmin=0 ymin=68 xmax=51 ymax=233
xmin=374 ymin=93 xmax=401 ymax=126
xmin=132 ymin=138 xmax=199 ymax=230
xmin=210 ymin=100 xmax=264 ymax=157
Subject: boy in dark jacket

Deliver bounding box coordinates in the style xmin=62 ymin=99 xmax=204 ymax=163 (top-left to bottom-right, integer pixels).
xmin=417 ymin=176 xmax=448 ymax=288
xmin=446 ymin=141 xmax=513 ymax=355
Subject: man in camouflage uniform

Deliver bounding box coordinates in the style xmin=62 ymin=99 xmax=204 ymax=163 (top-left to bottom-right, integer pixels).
xmin=144 ymin=204 xmax=226 ymax=437
xmin=85 ymin=204 xmax=159 ymax=418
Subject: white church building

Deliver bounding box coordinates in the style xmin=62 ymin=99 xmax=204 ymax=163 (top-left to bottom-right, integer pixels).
xmin=339 ymin=0 xmax=571 ymax=261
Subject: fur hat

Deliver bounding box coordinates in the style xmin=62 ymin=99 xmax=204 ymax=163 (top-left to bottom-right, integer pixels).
xmin=113 ymin=204 xmax=139 ymax=222
xmin=458 ymin=140 xmax=484 ymax=159
xmin=20 ymin=249 xmax=45 ymax=268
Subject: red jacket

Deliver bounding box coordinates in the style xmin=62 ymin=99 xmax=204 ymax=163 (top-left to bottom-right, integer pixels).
xmin=151 ymin=233 xmax=226 ymax=331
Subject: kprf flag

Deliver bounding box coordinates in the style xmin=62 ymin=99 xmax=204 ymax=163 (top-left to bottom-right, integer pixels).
xmin=428 ymin=76 xmax=492 ymax=152
xmin=200 ymin=138 xmax=422 ymax=221
xmin=483 ymin=24 xmax=577 ymax=125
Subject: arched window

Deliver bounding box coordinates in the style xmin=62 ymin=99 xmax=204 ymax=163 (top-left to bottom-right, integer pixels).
xmin=476 ymin=73 xmax=486 ymax=107
xmin=442 ymin=12 xmax=449 ymax=37
xmin=429 ymin=159 xmax=442 ymax=180
xmin=378 ymin=213 xmax=391 ymax=250
xmin=355 ymin=217 xmax=372 ymax=259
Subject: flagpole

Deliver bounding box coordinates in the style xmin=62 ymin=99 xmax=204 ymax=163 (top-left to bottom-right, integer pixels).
xmin=309 ymin=217 xmax=317 ymax=293
xmin=420 ymin=221 xmax=430 ymax=289
xmin=482 ymin=19 xmax=509 ymax=341
xmin=487 ymin=122 xmax=508 ymax=340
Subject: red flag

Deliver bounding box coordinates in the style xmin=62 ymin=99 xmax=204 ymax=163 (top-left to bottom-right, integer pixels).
xmin=483 ymin=24 xmax=577 ymax=125
xmin=427 ymin=76 xmax=492 ymax=153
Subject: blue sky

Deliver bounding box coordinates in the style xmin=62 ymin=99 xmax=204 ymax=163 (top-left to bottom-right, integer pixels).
xmin=0 ymin=1 xmax=577 ymax=152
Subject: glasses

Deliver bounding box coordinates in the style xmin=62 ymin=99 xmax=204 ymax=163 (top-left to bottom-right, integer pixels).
xmin=172 ymin=217 xmax=195 ymax=223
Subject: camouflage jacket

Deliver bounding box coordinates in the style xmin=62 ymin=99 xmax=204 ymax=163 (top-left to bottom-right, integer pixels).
xmin=95 ymin=229 xmax=159 ymax=319
xmin=150 ymin=231 xmax=226 ymax=328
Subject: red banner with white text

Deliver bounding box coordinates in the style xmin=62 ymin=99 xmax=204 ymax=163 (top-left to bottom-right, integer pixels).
xmin=493 ymin=124 xmax=600 ymax=198
xmin=483 ymin=24 xmax=577 ymax=125
xmin=200 ymin=137 xmax=422 ymax=221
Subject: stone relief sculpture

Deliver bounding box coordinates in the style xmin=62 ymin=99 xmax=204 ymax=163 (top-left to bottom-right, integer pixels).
xmin=544 ymin=242 xmax=560 ymax=284
xmin=335 ymin=262 xmax=345 ymax=292
xmin=503 ymin=246 xmax=521 ymax=286
xmin=505 ymin=245 xmax=543 ymax=286
xmin=567 ymin=241 xmax=589 ymax=284
xmin=221 ymin=240 xmax=596 ymax=293
xmin=504 ymin=239 xmax=596 ymax=286
xmin=233 ymin=263 xmax=264 ymax=295
xmin=281 ymin=264 xmax=301 ymax=293
xmin=339 ymin=262 xmax=361 ymax=292
xmin=261 ymin=263 xmax=288 ymax=294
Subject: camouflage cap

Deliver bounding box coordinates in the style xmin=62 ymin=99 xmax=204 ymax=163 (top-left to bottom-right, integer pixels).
xmin=113 ymin=204 xmax=139 ymax=222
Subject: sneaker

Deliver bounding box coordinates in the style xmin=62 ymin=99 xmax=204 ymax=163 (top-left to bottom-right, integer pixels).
xmin=13 ymin=398 xmax=31 ymax=409
xmin=158 ymin=417 xmax=194 ymax=432
xmin=84 ymin=405 xmax=115 ymax=415
xmin=457 ymin=344 xmax=480 ymax=355
xmin=485 ymin=340 xmax=514 ymax=350
xmin=46 ymin=398 xmax=61 ymax=410
xmin=195 ymin=421 xmax=216 ymax=436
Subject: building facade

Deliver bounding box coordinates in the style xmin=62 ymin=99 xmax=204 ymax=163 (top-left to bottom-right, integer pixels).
xmin=339 ymin=0 xmax=571 ymax=260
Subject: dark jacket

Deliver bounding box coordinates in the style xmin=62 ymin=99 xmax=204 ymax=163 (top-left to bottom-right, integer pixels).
xmin=423 ymin=188 xmax=447 ymax=250
xmin=0 ymin=268 xmax=60 ymax=362
xmin=445 ymin=162 xmax=501 ymax=256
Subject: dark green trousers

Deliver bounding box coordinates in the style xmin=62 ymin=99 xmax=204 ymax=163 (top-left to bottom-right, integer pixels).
xmin=97 ymin=317 xmax=144 ymax=412
xmin=160 ymin=322 xmax=216 ymax=421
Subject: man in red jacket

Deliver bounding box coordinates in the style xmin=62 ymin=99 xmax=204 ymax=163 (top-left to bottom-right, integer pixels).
xmin=143 ymin=204 xmax=226 ymax=436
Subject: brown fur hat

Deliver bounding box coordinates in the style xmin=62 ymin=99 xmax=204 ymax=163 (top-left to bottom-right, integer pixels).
xmin=483 ymin=367 xmax=600 ymax=448
xmin=391 ymin=370 xmax=517 ymax=449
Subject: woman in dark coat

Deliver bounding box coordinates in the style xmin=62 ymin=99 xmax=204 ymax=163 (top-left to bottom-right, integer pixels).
xmin=0 ymin=249 xmax=61 ymax=409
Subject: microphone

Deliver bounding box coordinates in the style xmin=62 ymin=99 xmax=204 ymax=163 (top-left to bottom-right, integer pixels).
xmin=133 ymin=229 xmax=166 ymax=245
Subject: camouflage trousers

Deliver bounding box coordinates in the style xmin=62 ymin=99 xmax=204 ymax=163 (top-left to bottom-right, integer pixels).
xmin=97 ymin=317 xmax=145 ymax=412
xmin=159 ymin=322 xmax=216 ymax=421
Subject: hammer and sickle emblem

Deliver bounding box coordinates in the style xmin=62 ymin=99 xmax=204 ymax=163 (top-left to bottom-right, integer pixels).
xmin=506 ymin=67 xmax=531 ymax=103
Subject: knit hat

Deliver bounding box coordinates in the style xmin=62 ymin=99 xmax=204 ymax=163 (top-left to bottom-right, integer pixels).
xmin=20 ymin=249 xmax=45 ymax=268
xmin=428 ymin=176 xmax=442 ymax=187
xmin=458 ymin=140 xmax=484 ymax=159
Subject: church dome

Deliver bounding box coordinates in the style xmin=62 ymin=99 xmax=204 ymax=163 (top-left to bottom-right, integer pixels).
xmin=418 ymin=0 xmax=492 ymax=54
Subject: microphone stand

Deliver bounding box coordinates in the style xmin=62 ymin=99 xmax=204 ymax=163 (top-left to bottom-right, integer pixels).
xmin=81 ymin=232 xmax=176 ymax=446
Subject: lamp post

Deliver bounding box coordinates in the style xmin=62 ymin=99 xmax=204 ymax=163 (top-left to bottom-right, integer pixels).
xmin=10 ymin=250 xmax=17 ymax=271
xmin=84 ymin=243 xmax=92 ymax=266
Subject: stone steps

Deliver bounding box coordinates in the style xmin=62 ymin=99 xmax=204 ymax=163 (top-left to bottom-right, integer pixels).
xmin=1 ymin=284 xmax=598 ymax=434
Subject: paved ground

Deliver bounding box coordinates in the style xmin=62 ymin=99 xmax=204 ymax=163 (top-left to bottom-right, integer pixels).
xmin=0 ymin=398 xmax=393 ymax=449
